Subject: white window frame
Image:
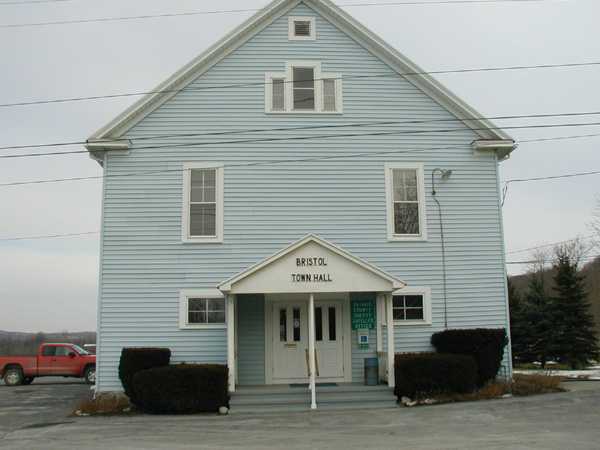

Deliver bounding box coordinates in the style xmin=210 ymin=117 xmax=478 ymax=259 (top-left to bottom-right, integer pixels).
xmin=179 ymin=290 xmax=227 ymax=330
xmin=265 ymin=61 xmax=343 ymax=114
xmin=182 ymin=162 xmax=224 ymax=244
xmin=384 ymin=162 xmax=428 ymax=241
xmin=390 ymin=287 xmax=432 ymax=326
xmin=288 ymin=16 xmax=316 ymax=41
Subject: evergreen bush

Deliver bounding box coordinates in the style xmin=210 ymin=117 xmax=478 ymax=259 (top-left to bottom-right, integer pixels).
xmin=431 ymin=328 xmax=508 ymax=387
xmin=118 ymin=347 xmax=171 ymax=405
xmin=394 ymin=353 xmax=477 ymax=399
xmin=133 ymin=364 xmax=229 ymax=414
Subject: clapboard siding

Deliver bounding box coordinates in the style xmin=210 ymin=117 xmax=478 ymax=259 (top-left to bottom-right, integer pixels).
xmin=237 ymin=295 xmax=266 ymax=385
xmin=95 ymin=3 xmax=510 ymax=391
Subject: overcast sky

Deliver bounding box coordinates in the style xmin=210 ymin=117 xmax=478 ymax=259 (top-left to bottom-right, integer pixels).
xmin=1 ymin=0 xmax=598 ymax=333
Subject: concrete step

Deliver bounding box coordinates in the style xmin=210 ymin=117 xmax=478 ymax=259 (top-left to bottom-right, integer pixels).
xmin=230 ymin=383 xmax=398 ymax=413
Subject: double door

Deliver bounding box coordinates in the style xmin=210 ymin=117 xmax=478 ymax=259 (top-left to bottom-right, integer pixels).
xmin=272 ymin=300 xmax=344 ymax=382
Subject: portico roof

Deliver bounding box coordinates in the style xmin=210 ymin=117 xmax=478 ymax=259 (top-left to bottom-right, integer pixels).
xmin=218 ymin=234 xmax=406 ymax=294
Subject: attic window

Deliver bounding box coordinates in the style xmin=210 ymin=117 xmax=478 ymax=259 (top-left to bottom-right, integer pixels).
xmin=289 ymin=16 xmax=316 ymax=40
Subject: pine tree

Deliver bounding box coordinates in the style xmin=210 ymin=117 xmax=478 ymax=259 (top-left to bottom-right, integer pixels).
xmin=550 ymin=250 xmax=599 ymax=369
xmin=518 ymin=271 xmax=554 ymax=367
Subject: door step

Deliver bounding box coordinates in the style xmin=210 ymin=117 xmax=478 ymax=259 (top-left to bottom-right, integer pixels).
xmin=229 ymin=383 xmax=397 ymax=414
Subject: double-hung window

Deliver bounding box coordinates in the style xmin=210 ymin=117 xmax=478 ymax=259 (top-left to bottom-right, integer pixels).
xmin=182 ymin=163 xmax=224 ymax=243
xmin=385 ymin=163 xmax=427 ymax=241
xmin=179 ymin=290 xmax=226 ymax=329
xmin=265 ymin=61 xmax=342 ymax=114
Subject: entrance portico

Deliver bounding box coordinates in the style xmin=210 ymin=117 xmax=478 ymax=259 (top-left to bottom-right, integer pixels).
xmin=219 ymin=235 xmax=405 ymax=403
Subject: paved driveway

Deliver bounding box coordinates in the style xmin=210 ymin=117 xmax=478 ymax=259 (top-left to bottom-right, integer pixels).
xmin=1 ymin=379 xmax=599 ymax=449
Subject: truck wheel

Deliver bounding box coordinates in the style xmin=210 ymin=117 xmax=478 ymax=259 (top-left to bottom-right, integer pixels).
xmin=22 ymin=376 xmax=35 ymax=385
xmin=84 ymin=367 xmax=96 ymax=385
xmin=4 ymin=369 xmax=23 ymax=386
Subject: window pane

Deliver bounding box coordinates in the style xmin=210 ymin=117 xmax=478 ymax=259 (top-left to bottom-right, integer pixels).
xmin=293 ymin=307 xmax=301 ymax=342
xmin=189 ymin=298 xmax=206 ymax=311
xmin=393 ymin=309 xmax=405 ymax=321
xmin=208 ymin=298 xmax=224 ymax=310
xmin=190 ymin=169 xmax=216 ymax=202
xmin=328 ymin=307 xmax=336 ymax=341
xmin=189 ymin=311 xmax=207 ymax=324
xmin=279 ymin=308 xmax=287 ymax=342
xmin=293 ymin=68 xmax=314 ymax=88
xmin=406 ymin=309 xmax=424 ymax=320
xmin=393 ymin=170 xmax=418 ymax=202
xmin=323 ymin=79 xmax=336 ymax=111
xmin=293 ymin=89 xmax=315 ymax=110
xmin=315 ymin=307 xmax=323 ymax=342
xmin=208 ymin=311 xmax=226 ymax=323
xmin=394 ymin=203 xmax=419 ymax=235
xmin=405 ymin=295 xmax=423 ymax=308
xmin=190 ymin=204 xmax=216 ymax=236
xmin=272 ymin=79 xmax=285 ymax=110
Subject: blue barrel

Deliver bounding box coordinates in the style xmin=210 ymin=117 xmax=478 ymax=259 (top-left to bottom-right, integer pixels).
xmin=364 ymin=357 xmax=379 ymax=386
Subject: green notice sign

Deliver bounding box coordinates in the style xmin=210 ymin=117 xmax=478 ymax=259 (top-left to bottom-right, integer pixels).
xmin=351 ymin=300 xmax=375 ymax=330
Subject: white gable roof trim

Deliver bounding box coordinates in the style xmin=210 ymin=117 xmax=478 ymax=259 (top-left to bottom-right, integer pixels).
xmin=86 ymin=0 xmax=516 ymax=159
xmin=218 ymin=234 xmax=406 ymax=294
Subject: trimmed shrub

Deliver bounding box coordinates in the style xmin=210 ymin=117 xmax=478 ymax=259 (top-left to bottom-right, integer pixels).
xmin=118 ymin=347 xmax=171 ymax=405
xmin=133 ymin=364 xmax=229 ymax=414
xmin=431 ymin=328 xmax=508 ymax=387
xmin=394 ymin=352 xmax=477 ymax=399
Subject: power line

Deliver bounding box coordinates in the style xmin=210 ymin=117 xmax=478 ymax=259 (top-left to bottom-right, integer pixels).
xmin=0 ymin=0 xmax=564 ymax=27
xmin=3 ymin=110 xmax=600 ymax=153
xmin=0 ymin=231 xmax=99 ymax=242
xmin=3 ymin=62 xmax=599 ymax=109
xmin=501 ymin=170 xmax=600 ymax=206
xmin=2 ymin=131 xmax=599 ymax=187
xmin=3 ymin=121 xmax=600 ymax=160
xmin=506 ymin=235 xmax=599 ymax=255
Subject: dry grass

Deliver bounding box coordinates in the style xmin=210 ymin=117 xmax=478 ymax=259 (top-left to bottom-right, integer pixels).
xmin=405 ymin=373 xmax=564 ymax=406
xmin=73 ymin=392 xmax=134 ymax=416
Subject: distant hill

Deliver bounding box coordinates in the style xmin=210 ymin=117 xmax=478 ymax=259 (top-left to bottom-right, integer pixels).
xmin=0 ymin=330 xmax=96 ymax=340
xmin=0 ymin=331 xmax=97 ymax=356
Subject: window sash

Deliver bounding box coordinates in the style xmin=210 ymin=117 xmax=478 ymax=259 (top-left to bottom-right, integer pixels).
xmin=188 ymin=297 xmax=226 ymax=325
xmin=265 ymin=62 xmax=342 ymax=114
xmin=393 ymin=295 xmax=425 ymax=321
xmin=182 ymin=163 xmax=223 ymax=243
xmin=385 ymin=163 xmax=427 ymax=241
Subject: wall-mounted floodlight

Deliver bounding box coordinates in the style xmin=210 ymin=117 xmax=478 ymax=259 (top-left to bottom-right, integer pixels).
xmin=431 ymin=168 xmax=452 ymax=195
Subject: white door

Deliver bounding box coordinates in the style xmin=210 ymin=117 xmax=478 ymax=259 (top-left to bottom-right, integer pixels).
xmin=314 ymin=301 xmax=344 ymax=379
xmin=272 ymin=300 xmax=344 ymax=382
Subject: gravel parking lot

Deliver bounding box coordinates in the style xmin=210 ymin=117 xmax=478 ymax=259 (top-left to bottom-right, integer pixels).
xmin=1 ymin=378 xmax=599 ymax=449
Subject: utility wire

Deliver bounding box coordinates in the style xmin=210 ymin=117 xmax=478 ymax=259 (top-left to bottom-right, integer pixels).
xmin=501 ymin=170 xmax=600 ymax=206
xmin=3 ymin=121 xmax=600 ymax=160
xmin=2 ymin=62 xmax=599 ymax=109
xmin=2 ymin=132 xmax=599 ymax=187
xmin=3 ymin=110 xmax=600 ymax=152
xmin=0 ymin=0 xmax=565 ymax=27
xmin=505 ymin=235 xmax=599 ymax=255
xmin=0 ymin=231 xmax=99 ymax=242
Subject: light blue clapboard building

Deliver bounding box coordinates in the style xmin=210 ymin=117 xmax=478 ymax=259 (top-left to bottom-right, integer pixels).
xmin=87 ymin=0 xmax=517 ymax=408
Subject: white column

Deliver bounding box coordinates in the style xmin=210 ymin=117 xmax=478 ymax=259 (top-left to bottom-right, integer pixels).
xmin=308 ymin=293 xmax=317 ymax=409
xmin=227 ymin=294 xmax=236 ymax=392
xmin=386 ymin=292 xmax=395 ymax=388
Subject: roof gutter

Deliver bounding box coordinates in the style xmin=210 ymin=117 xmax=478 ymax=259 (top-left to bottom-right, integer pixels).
xmin=471 ymin=139 xmax=518 ymax=162
xmin=86 ymin=138 xmax=132 ymax=166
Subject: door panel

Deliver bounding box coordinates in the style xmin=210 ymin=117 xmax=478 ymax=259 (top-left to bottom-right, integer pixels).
xmin=271 ymin=300 xmax=344 ymax=382
xmin=273 ymin=302 xmax=308 ymax=380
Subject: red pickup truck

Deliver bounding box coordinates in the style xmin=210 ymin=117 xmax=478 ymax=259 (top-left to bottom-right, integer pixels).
xmin=0 ymin=343 xmax=96 ymax=386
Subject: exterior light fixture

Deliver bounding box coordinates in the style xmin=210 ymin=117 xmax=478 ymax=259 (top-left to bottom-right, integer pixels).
xmin=431 ymin=168 xmax=452 ymax=328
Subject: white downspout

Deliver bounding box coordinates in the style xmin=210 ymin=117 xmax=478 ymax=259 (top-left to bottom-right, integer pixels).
xmin=308 ymin=293 xmax=317 ymax=409
xmin=227 ymin=294 xmax=236 ymax=392
xmin=386 ymin=292 xmax=395 ymax=388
